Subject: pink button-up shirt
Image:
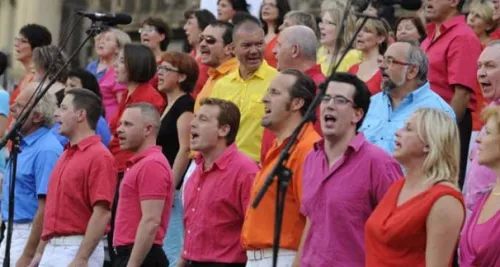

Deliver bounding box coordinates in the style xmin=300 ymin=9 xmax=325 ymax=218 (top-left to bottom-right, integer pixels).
xmin=421 ymin=15 xmax=482 ymax=111
xmin=99 ymin=67 xmax=127 ymax=122
xmin=300 ymin=133 xmax=402 ymax=267
xmin=182 ymin=144 xmax=258 ymax=263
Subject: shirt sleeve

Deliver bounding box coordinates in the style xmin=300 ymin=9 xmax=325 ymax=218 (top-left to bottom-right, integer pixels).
xmin=87 ymin=154 xmax=118 ymax=208
xmin=447 ymin=35 xmax=482 ymax=92
xmin=371 ymin=158 xmax=403 ymax=204
xmin=0 ymin=91 xmax=9 ymax=117
xmin=137 ymin=161 xmax=172 ymax=200
xmin=34 ymin=148 xmax=62 ymax=196
xmin=299 ymin=152 xmax=314 ymax=216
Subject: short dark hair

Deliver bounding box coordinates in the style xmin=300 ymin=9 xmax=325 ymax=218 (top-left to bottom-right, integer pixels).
xmin=210 ymin=20 xmax=235 ymax=45
xmin=218 ymin=0 xmax=250 ymax=13
xmin=280 ymin=69 xmax=316 ymax=117
xmin=323 ymin=72 xmax=371 ymax=130
xmin=395 ymin=15 xmax=427 ymax=43
xmin=233 ymin=16 xmax=263 ymax=40
xmin=123 ymin=44 xmax=157 ymax=83
xmin=19 ymin=24 xmax=52 ymax=50
xmin=142 ymin=17 xmax=171 ymax=51
xmin=0 ymin=52 xmax=7 ymax=76
xmin=184 ymin=9 xmax=217 ymax=31
xmin=200 ymin=97 xmax=241 ymax=146
xmin=161 ymin=52 xmax=199 ymax=93
xmin=68 ymin=68 xmax=101 ymax=99
xmin=231 ymin=12 xmax=257 ymax=26
xmin=260 ymin=0 xmax=291 ymax=34
xmin=65 ymin=88 xmax=103 ymax=130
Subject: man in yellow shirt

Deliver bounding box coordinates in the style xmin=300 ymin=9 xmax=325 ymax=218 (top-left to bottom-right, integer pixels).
xmin=194 ymin=21 xmax=239 ymax=111
xmin=211 ymin=17 xmax=278 ymax=162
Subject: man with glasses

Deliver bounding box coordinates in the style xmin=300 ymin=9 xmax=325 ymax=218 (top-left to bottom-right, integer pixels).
xmin=360 ymin=40 xmax=455 ymax=154
xmin=296 ymin=72 xmax=402 ymax=267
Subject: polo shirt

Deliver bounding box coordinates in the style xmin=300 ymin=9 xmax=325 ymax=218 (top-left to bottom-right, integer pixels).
xmin=211 ymin=61 xmax=278 ymax=162
xmin=42 ymin=135 xmax=117 ymax=240
xmin=300 ymin=133 xmax=402 ymax=267
xmin=421 ymin=15 xmax=482 ymax=111
xmin=360 ymin=82 xmax=455 ymax=154
xmin=113 ymin=146 xmax=173 ymax=247
xmin=183 ymin=144 xmax=258 ymax=263
xmin=108 ymin=83 xmax=166 ymax=172
xmin=1 ymin=127 xmax=63 ymax=222
xmin=241 ymin=123 xmax=320 ymax=250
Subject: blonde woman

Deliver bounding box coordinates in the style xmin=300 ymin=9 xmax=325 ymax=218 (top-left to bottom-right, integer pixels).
xmin=365 ymin=108 xmax=465 ymax=266
xmin=318 ymin=1 xmax=362 ymax=75
xmin=467 ymin=0 xmax=496 ymax=47
xmin=459 ymin=106 xmax=500 ymax=266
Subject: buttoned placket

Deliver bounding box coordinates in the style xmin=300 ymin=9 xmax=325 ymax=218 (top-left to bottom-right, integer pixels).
xmin=183 ymin=169 xmax=206 ymax=256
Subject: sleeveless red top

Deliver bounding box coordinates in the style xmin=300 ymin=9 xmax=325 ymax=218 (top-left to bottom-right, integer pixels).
xmin=365 ymin=179 xmax=465 ymax=267
xmin=348 ymin=63 xmax=382 ymax=95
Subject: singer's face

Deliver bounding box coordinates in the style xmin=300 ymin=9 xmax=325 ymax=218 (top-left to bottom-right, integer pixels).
xmin=476 ymin=117 xmax=500 ymax=167
xmin=57 ymin=94 xmax=80 ymax=138
xmin=261 ymin=0 xmax=279 ymax=23
xmin=355 ymin=26 xmax=382 ymax=52
xmin=114 ymin=51 xmax=129 ymax=84
xmin=274 ymin=30 xmax=294 ymax=71
xmin=217 ymin=0 xmax=236 ymax=22
xmin=184 ymin=16 xmax=202 ymax=46
xmin=477 ymin=46 xmax=500 ymax=101
xmin=424 ymin=0 xmax=452 ymax=22
xmin=157 ymin=61 xmax=182 ymax=94
xmin=96 ymin=31 xmax=118 ymax=58
xmin=199 ymin=25 xmax=228 ymax=67
xmin=140 ymin=24 xmax=165 ymax=51
xmin=261 ymin=73 xmax=295 ymax=131
xmin=319 ymin=12 xmax=337 ymax=47
xmin=190 ymin=104 xmax=225 ymax=153
xmin=380 ymin=43 xmax=410 ymax=93
xmin=396 ymin=19 xmax=421 ymax=42
xmin=13 ymin=34 xmax=32 ymax=62
xmin=493 ymin=0 xmax=500 ymax=21
xmin=233 ymin=28 xmax=265 ymax=73
xmin=467 ymin=9 xmax=493 ymax=38
xmin=10 ymin=82 xmax=42 ymax=135
xmin=117 ymin=108 xmax=148 ymax=152
xmin=393 ymin=114 xmax=428 ymax=165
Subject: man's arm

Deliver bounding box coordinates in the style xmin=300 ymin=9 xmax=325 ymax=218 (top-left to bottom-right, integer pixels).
xmin=70 ymin=202 xmax=111 ymax=265
xmin=16 ymin=199 xmax=45 ymax=266
xmin=127 ymin=199 xmax=165 ymax=267
xmin=450 ymin=85 xmax=471 ymax=123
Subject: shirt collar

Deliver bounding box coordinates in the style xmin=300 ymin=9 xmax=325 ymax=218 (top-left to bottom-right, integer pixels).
xmin=194 ymin=143 xmax=238 ymax=171
xmin=126 ymin=145 xmax=162 ymax=168
xmin=272 ymin=122 xmax=316 ymax=151
xmin=64 ymin=135 xmax=101 ymax=151
xmin=208 ymin=57 xmax=238 ymax=78
xmin=22 ymin=127 xmax=50 ymax=146
xmin=127 ymin=83 xmax=153 ymax=103
xmin=231 ymin=60 xmax=271 ymax=82
xmin=427 ymin=15 xmax=466 ymax=37
xmin=314 ymin=132 xmax=366 ymax=153
xmin=383 ymin=82 xmax=431 ymax=103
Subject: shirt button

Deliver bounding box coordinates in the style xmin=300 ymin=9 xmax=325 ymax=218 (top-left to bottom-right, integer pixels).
xmin=184 ymin=251 xmax=187 ymax=254
xmin=192 ymin=208 xmax=195 ymax=212
xmin=197 ymin=187 xmax=201 ymax=191
xmin=187 ymin=230 xmax=191 ymax=234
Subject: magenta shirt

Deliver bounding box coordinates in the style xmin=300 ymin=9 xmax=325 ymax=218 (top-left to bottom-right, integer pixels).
xmin=183 ymin=144 xmax=258 ymax=263
xmin=459 ymin=189 xmax=500 ymax=267
xmin=421 ymin=15 xmax=482 ymax=111
xmin=465 ymin=100 xmax=500 ymax=211
xmin=300 ymin=133 xmax=402 ymax=267
xmin=98 ymin=66 xmax=127 ymax=122
xmin=113 ymin=146 xmax=174 ymax=247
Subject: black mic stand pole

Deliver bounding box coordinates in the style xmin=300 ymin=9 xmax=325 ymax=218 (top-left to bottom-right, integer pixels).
xmin=250 ymin=2 xmax=374 ymax=266
xmin=1 ymin=21 xmax=104 ymax=267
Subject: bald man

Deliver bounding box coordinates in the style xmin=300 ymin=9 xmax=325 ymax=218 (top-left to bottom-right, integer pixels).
xmin=1 ymin=82 xmax=62 ymax=267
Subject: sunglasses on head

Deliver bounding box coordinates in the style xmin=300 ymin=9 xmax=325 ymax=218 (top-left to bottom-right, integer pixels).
xmin=199 ymin=35 xmax=217 ymax=45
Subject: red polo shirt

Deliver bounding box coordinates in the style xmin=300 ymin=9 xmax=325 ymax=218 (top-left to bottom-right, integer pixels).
xmin=182 ymin=144 xmax=258 ymax=263
xmin=260 ymin=65 xmax=325 ymax=162
xmin=109 ymin=83 xmax=166 ymax=172
xmin=421 ymin=15 xmax=482 ymax=111
xmin=42 ymin=135 xmax=117 ymax=241
xmin=113 ymin=146 xmax=174 ymax=247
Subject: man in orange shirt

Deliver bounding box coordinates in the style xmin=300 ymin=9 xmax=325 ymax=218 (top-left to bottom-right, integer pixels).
xmin=194 ymin=21 xmax=238 ymax=111
xmin=241 ymin=69 xmax=320 ymax=267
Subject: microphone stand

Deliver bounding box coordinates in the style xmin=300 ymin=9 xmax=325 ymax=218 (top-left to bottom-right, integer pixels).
xmin=1 ymin=20 xmax=104 ymax=267
xmin=250 ymin=2 xmax=374 ymax=266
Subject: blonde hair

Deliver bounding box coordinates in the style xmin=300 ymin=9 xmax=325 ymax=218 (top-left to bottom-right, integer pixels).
xmin=469 ymin=0 xmax=497 ymax=34
xmin=413 ymin=108 xmax=460 ymax=186
xmin=480 ymin=105 xmax=500 ymax=129
xmin=110 ymin=28 xmax=131 ymax=50
xmin=359 ymin=18 xmax=389 ymax=38
xmin=322 ymin=2 xmax=357 ymax=56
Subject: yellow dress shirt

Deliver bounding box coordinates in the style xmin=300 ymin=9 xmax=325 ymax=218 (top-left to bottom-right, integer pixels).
xmin=210 ymin=61 xmax=278 ymax=162
xmin=317 ymin=46 xmax=362 ymax=76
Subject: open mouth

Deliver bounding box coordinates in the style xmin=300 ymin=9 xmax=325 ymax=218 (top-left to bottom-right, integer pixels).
xmin=191 ymin=132 xmax=199 ymax=140
xmin=264 ymin=107 xmax=271 ymax=114
xmin=142 ymin=38 xmax=150 ymax=43
xmin=323 ymin=114 xmax=337 ymax=126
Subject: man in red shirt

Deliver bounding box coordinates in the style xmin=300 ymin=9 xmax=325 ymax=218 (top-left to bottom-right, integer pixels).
xmin=36 ymin=89 xmax=117 ymax=267
xmin=261 ymin=25 xmax=324 ymax=162
xmin=177 ymin=98 xmax=257 ymax=267
xmin=113 ymin=103 xmax=173 ymax=266
xmin=421 ymin=0 xmax=482 ymax=188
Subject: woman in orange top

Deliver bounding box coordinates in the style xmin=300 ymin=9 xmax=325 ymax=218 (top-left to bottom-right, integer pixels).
xmin=365 ymin=108 xmax=465 ymax=267
xmin=259 ymin=0 xmax=290 ymax=68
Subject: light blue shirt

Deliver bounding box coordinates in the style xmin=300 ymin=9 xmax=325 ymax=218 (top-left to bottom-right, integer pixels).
xmin=360 ymin=82 xmax=455 ymax=154
xmin=0 ymin=90 xmax=9 ymax=174
xmin=2 ymin=127 xmax=63 ymax=222
xmin=86 ymin=60 xmax=106 ymax=81
xmin=50 ymin=116 xmax=111 ymax=147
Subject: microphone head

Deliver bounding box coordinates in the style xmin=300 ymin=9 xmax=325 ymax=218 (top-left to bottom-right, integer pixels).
xmin=114 ymin=13 xmax=133 ymax=25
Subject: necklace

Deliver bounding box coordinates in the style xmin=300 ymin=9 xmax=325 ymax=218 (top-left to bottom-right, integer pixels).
xmin=493 ymin=191 xmax=500 ymax=196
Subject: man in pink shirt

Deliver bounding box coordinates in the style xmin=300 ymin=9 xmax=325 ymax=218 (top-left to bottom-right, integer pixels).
xmin=421 ymin=0 xmax=482 ymax=189
xmin=464 ymin=41 xmax=500 ymax=211
xmin=297 ymin=73 xmax=402 ymax=267
xmin=113 ymin=103 xmax=174 ymax=266
xmin=177 ymin=98 xmax=258 ymax=267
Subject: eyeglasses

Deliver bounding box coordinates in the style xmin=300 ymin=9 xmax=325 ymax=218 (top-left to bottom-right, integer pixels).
xmin=158 ymin=66 xmax=182 ymax=73
xmin=321 ymin=95 xmax=355 ymax=106
xmin=138 ymin=28 xmax=157 ymax=34
xmin=199 ymin=35 xmax=218 ymax=45
xmin=378 ymin=56 xmax=412 ymax=66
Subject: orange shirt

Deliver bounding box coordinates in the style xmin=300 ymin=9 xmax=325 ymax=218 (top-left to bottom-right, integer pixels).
xmin=194 ymin=57 xmax=238 ymax=112
xmin=264 ymin=36 xmax=278 ymax=69
xmin=241 ymin=123 xmax=320 ymax=250
xmin=8 ymin=74 xmax=33 ymax=125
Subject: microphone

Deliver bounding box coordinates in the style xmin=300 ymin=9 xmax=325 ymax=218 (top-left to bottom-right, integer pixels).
xmin=77 ymin=11 xmax=132 ymax=25
xmin=377 ymin=0 xmax=422 ymax=11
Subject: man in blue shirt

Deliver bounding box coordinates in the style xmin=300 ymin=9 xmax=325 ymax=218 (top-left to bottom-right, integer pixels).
xmin=0 ymin=82 xmax=62 ymax=266
xmin=360 ymin=40 xmax=455 ymax=154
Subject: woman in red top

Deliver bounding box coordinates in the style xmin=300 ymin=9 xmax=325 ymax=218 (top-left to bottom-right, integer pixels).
xmin=348 ymin=18 xmax=389 ymax=95
xmin=260 ymin=0 xmax=290 ymax=68
xmin=365 ymin=108 xmax=465 ymax=267
xmin=139 ymin=17 xmax=170 ymax=90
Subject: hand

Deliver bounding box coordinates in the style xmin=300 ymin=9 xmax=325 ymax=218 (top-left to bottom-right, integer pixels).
xmin=68 ymin=257 xmax=88 ymax=267
xmin=15 ymin=254 xmax=33 ymax=267
xmin=27 ymin=253 xmax=43 ymax=267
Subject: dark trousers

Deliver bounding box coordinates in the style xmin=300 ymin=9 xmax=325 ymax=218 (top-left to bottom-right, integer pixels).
xmin=186 ymin=261 xmax=246 ymax=267
xmin=112 ymin=244 xmax=169 ymax=267
xmin=458 ymin=109 xmax=472 ymax=190
xmin=107 ymin=172 xmax=125 ymax=263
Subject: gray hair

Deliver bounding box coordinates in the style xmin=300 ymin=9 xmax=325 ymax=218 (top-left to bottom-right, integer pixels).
xmin=401 ymin=40 xmax=429 ymax=84
xmin=126 ymin=102 xmax=161 ymax=134
xmin=284 ymin=11 xmax=318 ymax=35
xmin=26 ymin=82 xmax=57 ymax=128
xmin=282 ymin=26 xmax=318 ymax=61
xmin=110 ymin=28 xmax=132 ymax=50
xmin=32 ymin=45 xmax=68 ymax=83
